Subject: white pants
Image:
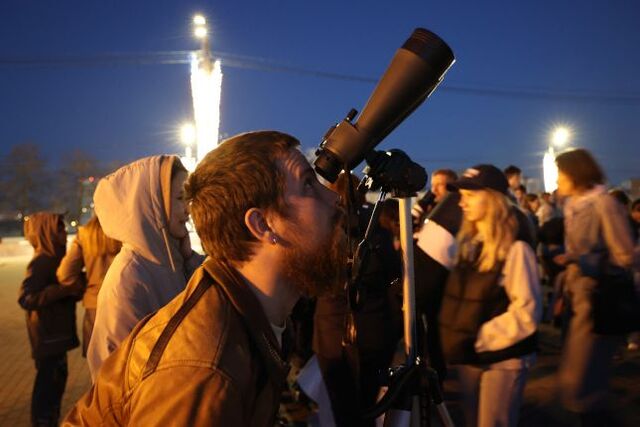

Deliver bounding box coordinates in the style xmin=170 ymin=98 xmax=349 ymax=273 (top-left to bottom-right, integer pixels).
xmin=454 ymin=364 xmax=528 ymax=427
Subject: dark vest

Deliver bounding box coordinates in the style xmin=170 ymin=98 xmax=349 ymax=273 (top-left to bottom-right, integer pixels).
xmin=439 ymin=255 xmax=537 ymax=365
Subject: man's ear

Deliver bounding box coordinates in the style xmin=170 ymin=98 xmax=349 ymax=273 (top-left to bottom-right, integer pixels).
xmin=244 ymin=208 xmax=271 ymax=242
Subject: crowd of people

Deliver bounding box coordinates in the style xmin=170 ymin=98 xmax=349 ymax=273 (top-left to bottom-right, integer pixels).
xmin=16 ymin=130 xmax=640 ymax=426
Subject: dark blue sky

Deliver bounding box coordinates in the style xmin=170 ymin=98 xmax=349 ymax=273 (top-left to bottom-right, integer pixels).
xmin=1 ymin=0 xmax=639 ymax=185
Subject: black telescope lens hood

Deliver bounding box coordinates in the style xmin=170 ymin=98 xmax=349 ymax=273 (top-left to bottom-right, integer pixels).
xmin=402 ymin=28 xmax=454 ymax=75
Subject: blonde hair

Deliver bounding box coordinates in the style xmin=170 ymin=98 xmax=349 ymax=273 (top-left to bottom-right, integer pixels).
xmin=80 ymin=216 xmax=121 ymax=258
xmin=457 ymin=189 xmax=517 ymax=272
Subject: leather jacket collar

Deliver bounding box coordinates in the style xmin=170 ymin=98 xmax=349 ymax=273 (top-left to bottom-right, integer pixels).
xmin=203 ymin=259 xmax=290 ymax=387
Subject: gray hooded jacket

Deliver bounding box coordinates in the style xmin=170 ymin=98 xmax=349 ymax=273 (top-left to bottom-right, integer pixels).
xmin=87 ymin=155 xmax=204 ymax=380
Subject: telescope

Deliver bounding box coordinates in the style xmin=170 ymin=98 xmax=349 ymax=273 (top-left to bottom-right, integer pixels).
xmin=314 ymin=28 xmax=455 ymax=184
xmin=313 ymin=28 xmax=456 ymax=427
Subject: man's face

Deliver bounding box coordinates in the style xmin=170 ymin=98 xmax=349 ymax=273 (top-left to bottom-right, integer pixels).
xmin=507 ymin=173 xmax=521 ymax=191
xmin=431 ymin=173 xmax=450 ymax=202
xmin=272 ymin=149 xmax=346 ymax=296
xmin=529 ymin=198 xmax=541 ymax=212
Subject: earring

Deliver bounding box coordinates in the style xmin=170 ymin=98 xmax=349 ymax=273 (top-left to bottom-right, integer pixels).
xmin=270 ymin=233 xmax=278 ymax=244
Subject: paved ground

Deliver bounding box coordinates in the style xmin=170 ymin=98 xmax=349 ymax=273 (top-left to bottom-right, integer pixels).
xmin=1 ymin=254 xmax=638 ymax=426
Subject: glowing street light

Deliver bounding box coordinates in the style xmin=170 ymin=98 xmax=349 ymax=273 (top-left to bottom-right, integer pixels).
xmin=543 ymin=125 xmax=573 ymax=192
xmin=180 ymin=123 xmax=196 ymax=146
xmin=194 ymin=26 xmax=208 ymax=39
xmin=193 ymin=14 xmax=207 ymax=39
xmin=179 ymin=122 xmax=197 ymax=172
xmin=189 ymin=14 xmax=223 ymax=164
xmin=193 ymin=15 xmax=206 ymax=26
xmin=551 ymin=126 xmax=571 ymax=148
xmin=543 ymin=148 xmax=558 ymax=192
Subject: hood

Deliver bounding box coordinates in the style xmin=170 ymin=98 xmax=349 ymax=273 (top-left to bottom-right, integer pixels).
xmin=23 ymin=212 xmax=66 ymax=258
xmin=94 ymin=155 xmax=184 ymax=270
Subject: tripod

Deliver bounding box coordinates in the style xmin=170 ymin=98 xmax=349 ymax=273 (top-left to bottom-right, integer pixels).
xmin=348 ymin=191 xmax=454 ymax=427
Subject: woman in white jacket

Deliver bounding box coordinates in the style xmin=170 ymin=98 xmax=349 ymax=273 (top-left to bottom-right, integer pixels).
xmin=87 ymin=155 xmax=204 ymax=380
xmin=438 ymin=164 xmax=542 ymax=427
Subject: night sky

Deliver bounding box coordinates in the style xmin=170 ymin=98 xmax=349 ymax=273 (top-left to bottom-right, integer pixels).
xmin=1 ymin=0 xmax=639 ymax=186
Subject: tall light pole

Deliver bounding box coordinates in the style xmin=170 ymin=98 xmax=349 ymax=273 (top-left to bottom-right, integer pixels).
xmin=543 ymin=125 xmax=572 ymax=192
xmin=179 ymin=122 xmax=197 ymax=172
xmin=190 ymin=14 xmax=223 ymax=164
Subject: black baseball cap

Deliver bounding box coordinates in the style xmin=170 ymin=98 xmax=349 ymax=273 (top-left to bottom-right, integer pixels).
xmin=447 ymin=164 xmax=509 ymax=195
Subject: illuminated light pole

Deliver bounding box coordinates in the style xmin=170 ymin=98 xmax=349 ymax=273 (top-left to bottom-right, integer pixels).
xmin=543 ymin=125 xmax=572 ymax=192
xmin=180 ymin=122 xmax=197 ymax=172
xmin=190 ymin=14 xmax=223 ymax=164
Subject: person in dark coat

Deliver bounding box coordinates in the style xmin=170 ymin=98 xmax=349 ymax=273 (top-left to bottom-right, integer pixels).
xmin=18 ymin=212 xmax=80 ymax=427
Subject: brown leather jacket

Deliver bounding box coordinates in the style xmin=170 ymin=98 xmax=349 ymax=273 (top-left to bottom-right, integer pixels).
xmin=63 ymin=259 xmax=289 ymax=426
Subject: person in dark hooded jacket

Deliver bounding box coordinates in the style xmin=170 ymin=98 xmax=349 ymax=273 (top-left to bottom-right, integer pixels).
xmin=18 ymin=212 xmax=80 ymax=427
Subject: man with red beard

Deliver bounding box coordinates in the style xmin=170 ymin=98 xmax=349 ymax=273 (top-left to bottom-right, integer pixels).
xmin=63 ymin=131 xmax=347 ymax=426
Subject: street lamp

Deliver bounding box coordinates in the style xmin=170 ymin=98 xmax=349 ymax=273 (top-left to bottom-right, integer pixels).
xmin=180 ymin=123 xmax=196 ymax=145
xmin=194 ymin=26 xmax=208 ymax=39
xmin=189 ymin=14 xmax=223 ymax=164
xmin=552 ymin=126 xmax=571 ymax=148
xmin=179 ymin=122 xmax=197 ymax=172
xmin=193 ymin=15 xmax=206 ymax=26
xmin=543 ymin=125 xmax=573 ymax=192
xmin=193 ymin=15 xmax=208 ymax=40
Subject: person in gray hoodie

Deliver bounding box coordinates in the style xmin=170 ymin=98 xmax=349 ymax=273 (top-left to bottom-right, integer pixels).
xmin=87 ymin=155 xmax=204 ymax=380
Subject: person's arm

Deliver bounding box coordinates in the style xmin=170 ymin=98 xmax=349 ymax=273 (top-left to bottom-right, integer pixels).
xmin=597 ymin=196 xmax=634 ymax=268
xmin=475 ymin=241 xmax=542 ymax=352
xmin=102 ymin=278 xmax=152 ymax=353
xmin=18 ymin=257 xmax=77 ymax=310
xmin=56 ymin=237 xmax=87 ymax=293
xmin=88 ymin=262 xmax=152 ymax=379
xmin=63 ymin=367 xmax=245 ymax=426
xmin=130 ymin=368 xmax=245 ymax=425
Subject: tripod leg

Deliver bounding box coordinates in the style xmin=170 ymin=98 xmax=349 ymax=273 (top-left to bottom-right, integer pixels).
xmin=418 ymin=389 xmax=431 ymax=427
xmin=425 ymin=366 xmax=455 ymax=427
